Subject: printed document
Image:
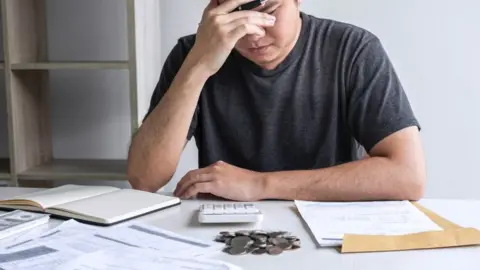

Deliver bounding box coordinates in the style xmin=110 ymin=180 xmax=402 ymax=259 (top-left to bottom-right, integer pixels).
xmin=0 ymin=244 xmax=82 ymax=270
xmin=96 ymin=222 xmax=224 ymax=256
xmin=57 ymin=246 xmax=242 ymax=270
xmin=295 ymin=200 xmax=443 ymax=246
xmin=1 ymin=219 xmax=104 ymax=251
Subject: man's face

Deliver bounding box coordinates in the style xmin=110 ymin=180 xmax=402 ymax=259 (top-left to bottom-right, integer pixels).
xmin=217 ymin=0 xmax=301 ymax=69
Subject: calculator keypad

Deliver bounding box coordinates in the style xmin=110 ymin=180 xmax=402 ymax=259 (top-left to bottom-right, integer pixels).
xmin=200 ymin=204 xmax=260 ymax=215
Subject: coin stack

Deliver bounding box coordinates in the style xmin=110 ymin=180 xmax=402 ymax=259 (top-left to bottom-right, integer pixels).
xmin=215 ymin=230 xmax=301 ymax=255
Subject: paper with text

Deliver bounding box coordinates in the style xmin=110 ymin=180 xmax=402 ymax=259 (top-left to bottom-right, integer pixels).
xmin=96 ymin=222 xmax=223 ymax=256
xmin=1 ymin=219 xmax=104 ymax=252
xmin=295 ymin=200 xmax=443 ymax=246
xmin=57 ymin=246 xmax=242 ymax=270
xmin=0 ymin=244 xmax=82 ymax=270
xmin=0 ymin=222 xmax=51 ymax=251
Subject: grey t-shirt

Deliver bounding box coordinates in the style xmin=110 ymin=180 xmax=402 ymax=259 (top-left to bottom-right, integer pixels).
xmin=145 ymin=12 xmax=420 ymax=172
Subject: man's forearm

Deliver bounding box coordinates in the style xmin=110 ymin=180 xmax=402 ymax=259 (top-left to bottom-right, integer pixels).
xmin=260 ymin=156 xmax=425 ymax=201
xmin=128 ymin=54 xmax=210 ymax=192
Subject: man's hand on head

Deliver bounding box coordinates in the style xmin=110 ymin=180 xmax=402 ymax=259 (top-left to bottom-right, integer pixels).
xmin=173 ymin=161 xmax=267 ymax=201
xmin=188 ymin=0 xmax=276 ymax=76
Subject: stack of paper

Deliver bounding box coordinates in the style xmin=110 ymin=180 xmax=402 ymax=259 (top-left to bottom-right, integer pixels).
xmin=0 ymin=211 xmax=50 ymax=241
xmin=295 ymin=200 xmax=443 ymax=247
xmin=0 ymin=219 xmax=237 ymax=270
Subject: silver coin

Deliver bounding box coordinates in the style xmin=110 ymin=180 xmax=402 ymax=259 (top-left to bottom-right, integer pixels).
xmin=271 ymin=238 xmax=292 ymax=249
xmin=215 ymin=235 xmax=227 ymax=243
xmin=292 ymin=239 xmax=301 ymax=249
xmin=285 ymin=235 xmax=299 ymax=241
xmin=267 ymin=246 xmax=283 ymax=255
xmin=269 ymin=231 xmax=290 ymax=238
xmin=235 ymin=230 xmax=251 ymax=236
xmin=231 ymin=236 xmax=253 ymax=248
xmin=252 ymin=248 xmax=267 ymax=255
xmin=257 ymin=243 xmax=267 ymax=248
xmin=220 ymin=231 xmax=235 ymax=237
xmin=227 ymin=247 xmax=247 ymax=255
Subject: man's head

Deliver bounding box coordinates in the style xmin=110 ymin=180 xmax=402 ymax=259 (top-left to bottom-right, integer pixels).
xmin=217 ymin=0 xmax=303 ymax=70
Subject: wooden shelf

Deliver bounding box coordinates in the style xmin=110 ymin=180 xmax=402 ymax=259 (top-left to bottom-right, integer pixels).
xmin=0 ymin=0 xmax=157 ymax=187
xmin=0 ymin=158 xmax=11 ymax=180
xmin=18 ymin=159 xmax=127 ymax=181
xmin=12 ymin=61 xmax=129 ymax=70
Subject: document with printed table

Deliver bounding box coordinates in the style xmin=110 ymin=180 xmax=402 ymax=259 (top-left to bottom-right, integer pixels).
xmin=295 ymin=200 xmax=480 ymax=253
xmin=0 ymin=185 xmax=181 ymax=226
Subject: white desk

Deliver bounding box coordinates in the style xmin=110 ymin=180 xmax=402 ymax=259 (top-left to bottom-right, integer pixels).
xmin=1 ymin=188 xmax=480 ymax=270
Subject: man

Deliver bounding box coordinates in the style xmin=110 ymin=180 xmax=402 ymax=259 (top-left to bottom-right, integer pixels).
xmin=127 ymin=0 xmax=426 ymax=202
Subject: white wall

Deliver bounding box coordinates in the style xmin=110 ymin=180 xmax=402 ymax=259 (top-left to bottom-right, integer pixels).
xmin=45 ymin=0 xmax=131 ymax=187
xmin=159 ymin=0 xmax=480 ymax=199
xmin=44 ymin=0 xmax=163 ymax=188
xmin=46 ymin=0 xmax=131 ymax=160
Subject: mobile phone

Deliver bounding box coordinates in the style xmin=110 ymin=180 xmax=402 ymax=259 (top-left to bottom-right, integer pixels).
xmin=234 ymin=0 xmax=264 ymax=11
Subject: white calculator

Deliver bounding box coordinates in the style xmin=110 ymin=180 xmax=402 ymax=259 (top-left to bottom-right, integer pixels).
xmin=198 ymin=203 xmax=263 ymax=223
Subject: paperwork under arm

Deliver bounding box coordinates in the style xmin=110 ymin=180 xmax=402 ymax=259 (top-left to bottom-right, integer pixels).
xmin=295 ymin=200 xmax=480 ymax=253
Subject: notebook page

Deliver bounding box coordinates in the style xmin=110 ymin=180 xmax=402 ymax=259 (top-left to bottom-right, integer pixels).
xmin=8 ymin=185 xmax=119 ymax=209
xmin=47 ymin=189 xmax=180 ymax=223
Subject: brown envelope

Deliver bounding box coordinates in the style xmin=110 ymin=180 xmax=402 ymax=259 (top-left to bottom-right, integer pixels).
xmin=340 ymin=202 xmax=480 ymax=253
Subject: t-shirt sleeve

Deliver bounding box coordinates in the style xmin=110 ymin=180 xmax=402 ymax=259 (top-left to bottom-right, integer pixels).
xmin=143 ymin=39 xmax=200 ymax=141
xmin=347 ymin=36 xmax=420 ymax=153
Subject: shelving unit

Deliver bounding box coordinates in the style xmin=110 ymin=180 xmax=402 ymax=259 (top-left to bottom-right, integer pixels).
xmin=0 ymin=0 xmax=160 ymax=187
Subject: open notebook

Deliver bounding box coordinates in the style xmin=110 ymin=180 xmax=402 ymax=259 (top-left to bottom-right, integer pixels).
xmin=0 ymin=185 xmax=181 ymax=226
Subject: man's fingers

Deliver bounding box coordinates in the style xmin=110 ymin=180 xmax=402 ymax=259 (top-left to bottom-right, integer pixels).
xmin=182 ymin=182 xmax=214 ymax=199
xmin=174 ymin=171 xmax=213 ymax=197
xmin=224 ymin=13 xmax=275 ymax=33
xmin=213 ymin=0 xmax=264 ymax=15
xmin=229 ymin=23 xmax=265 ymax=41
xmin=222 ymin=10 xmax=275 ymax=23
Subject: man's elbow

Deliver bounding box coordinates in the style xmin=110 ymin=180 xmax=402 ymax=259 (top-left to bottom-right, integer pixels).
xmin=127 ymin=160 xmax=176 ymax=193
xmin=400 ymin=168 xmax=426 ymax=201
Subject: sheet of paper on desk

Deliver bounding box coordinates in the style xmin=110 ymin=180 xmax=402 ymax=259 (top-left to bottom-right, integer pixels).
xmin=0 ymin=244 xmax=82 ymax=270
xmin=96 ymin=222 xmax=224 ymax=257
xmin=0 ymin=222 xmax=51 ymax=251
xmin=295 ymin=200 xmax=443 ymax=247
xmin=1 ymin=219 xmax=104 ymax=251
xmin=57 ymin=246 xmax=242 ymax=270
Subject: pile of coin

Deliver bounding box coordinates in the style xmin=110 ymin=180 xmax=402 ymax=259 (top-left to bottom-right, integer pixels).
xmin=215 ymin=230 xmax=301 ymax=255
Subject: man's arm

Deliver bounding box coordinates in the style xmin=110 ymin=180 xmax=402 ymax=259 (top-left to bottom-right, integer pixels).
xmin=128 ymin=0 xmax=277 ymax=192
xmin=127 ymin=54 xmax=209 ymax=192
xmin=260 ymin=126 xmax=426 ymax=201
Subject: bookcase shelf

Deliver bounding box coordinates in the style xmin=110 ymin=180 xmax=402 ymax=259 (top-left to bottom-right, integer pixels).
xmin=18 ymin=159 xmax=127 ymax=181
xmin=0 ymin=0 xmax=159 ymax=187
xmin=0 ymin=158 xmax=10 ymax=180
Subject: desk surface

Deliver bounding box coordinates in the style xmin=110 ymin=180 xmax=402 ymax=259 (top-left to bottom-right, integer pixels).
xmin=1 ymin=188 xmax=480 ymax=270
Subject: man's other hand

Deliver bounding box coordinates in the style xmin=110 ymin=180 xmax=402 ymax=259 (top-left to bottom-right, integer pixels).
xmin=173 ymin=161 xmax=266 ymax=201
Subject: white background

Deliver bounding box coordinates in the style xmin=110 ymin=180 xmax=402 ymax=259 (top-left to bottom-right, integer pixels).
xmin=0 ymin=0 xmax=479 ymax=198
